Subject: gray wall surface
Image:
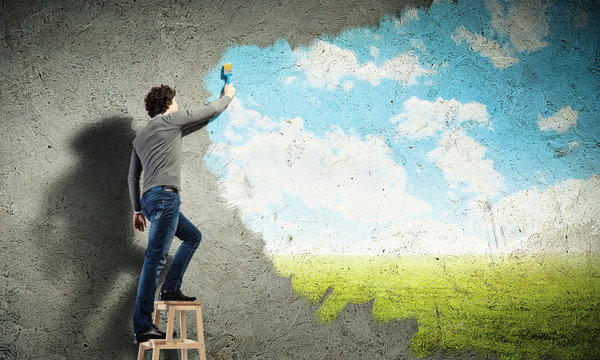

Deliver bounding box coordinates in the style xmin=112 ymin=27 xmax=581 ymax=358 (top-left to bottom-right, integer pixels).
xmin=1 ymin=0 xmax=491 ymax=359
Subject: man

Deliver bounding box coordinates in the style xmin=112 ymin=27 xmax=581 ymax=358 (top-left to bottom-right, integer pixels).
xmin=128 ymin=82 xmax=236 ymax=343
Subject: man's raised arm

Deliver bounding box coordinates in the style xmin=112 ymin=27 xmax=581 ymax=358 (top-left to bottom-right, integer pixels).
xmin=168 ymin=83 xmax=236 ymax=129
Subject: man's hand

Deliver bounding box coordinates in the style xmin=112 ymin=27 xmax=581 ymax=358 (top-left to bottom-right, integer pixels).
xmin=133 ymin=212 xmax=146 ymax=232
xmin=224 ymin=83 xmax=236 ymax=99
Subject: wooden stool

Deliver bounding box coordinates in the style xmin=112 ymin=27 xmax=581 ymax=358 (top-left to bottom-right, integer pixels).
xmin=137 ymin=301 xmax=206 ymax=360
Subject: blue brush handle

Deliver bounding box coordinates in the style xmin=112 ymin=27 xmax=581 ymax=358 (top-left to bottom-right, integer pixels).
xmin=224 ymin=74 xmax=232 ymax=84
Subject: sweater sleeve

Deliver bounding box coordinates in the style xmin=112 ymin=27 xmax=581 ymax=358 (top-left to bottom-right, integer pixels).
xmin=167 ymin=95 xmax=232 ymax=128
xmin=127 ymin=148 xmax=143 ymax=213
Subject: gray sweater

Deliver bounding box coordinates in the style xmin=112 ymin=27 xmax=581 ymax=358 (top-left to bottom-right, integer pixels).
xmin=128 ymin=95 xmax=231 ymax=212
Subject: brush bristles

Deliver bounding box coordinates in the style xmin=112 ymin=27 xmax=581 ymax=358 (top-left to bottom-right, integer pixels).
xmin=224 ymin=63 xmax=233 ymax=73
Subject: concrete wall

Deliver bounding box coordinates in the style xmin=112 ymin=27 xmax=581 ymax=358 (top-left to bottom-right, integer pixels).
xmin=1 ymin=0 xmax=598 ymax=359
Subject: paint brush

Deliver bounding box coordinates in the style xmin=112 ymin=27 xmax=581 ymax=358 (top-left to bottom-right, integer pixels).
xmin=223 ymin=62 xmax=232 ymax=84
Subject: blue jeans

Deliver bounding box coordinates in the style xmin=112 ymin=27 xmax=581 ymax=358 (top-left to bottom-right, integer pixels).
xmin=133 ymin=189 xmax=201 ymax=334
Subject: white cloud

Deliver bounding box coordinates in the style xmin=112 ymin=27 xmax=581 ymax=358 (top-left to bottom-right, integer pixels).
xmin=411 ymin=39 xmax=427 ymax=52
xmin=269 ymin=175 xmax=600 ymax=255
xmin=538 ymin=106 xmax=578 ymax=133
xmin=487 ymin=0 xmax=551 ymax=53
xmin=488 ymin=175 xmax=600 ymax=253
xmin=284 ymin=76 xmax=297 ymax=85
xmin=296 ymin=40 xmax=432 ymax=89
xmin=218 ymin=101 xmax=432 ymax=223
xmin=452 ymin=1 xmax=550 ymax=68
xmin=224 ymin=127 xmax=244 ymax=143
xmin=569 ymin=140 xmax=579 ymax=149
xmin=223 ymin=98 xmax=278 ymax=142
xmin=451 ymin=26 xmax=519 ymax=69
xmin=395 ymin=8 xmax=420 ymax=27
xmin=392 ymin=96 xmax=489 ymax=138
xmin=427 ymin=129 xmax=504 ymax=197
xmin=271 ymin=217 xmax=489 ymax=255
xmin=369 ymin=218 xmax=489 ymax=255
xmin=370 ymin=46 xmax=379 ymax=57
xmin=448 ymin=190 xmax=458 ymax=202
xmin=226 ymin=98 xmax=269 ymax=128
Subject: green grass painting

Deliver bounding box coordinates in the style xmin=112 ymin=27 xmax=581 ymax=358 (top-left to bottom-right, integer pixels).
xmin=272 ymin=253 xmax=600 ymax=359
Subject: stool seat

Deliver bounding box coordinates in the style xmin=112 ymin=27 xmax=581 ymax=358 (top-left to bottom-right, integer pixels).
xmin=137 ymin=300 xmax=206 ymax=360
xmin=155 ymin=300 xmax=203 ymax=309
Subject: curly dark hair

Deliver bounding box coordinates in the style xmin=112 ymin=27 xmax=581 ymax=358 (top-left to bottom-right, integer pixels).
xmin=144 ymin=85 xmax=176 ymax=118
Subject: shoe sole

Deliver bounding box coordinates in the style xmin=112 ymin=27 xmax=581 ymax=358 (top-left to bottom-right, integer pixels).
xmin=133 ymin=331 xmax=177 ymax=344
xmin=134 ymin=335 xmax=166 ymax=344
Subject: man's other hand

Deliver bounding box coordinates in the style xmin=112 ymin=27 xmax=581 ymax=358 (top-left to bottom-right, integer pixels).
xmin=224 ymin=83 xmax=236 ymax=99
xmin=133 ymin=213 xmax=146 ymax=232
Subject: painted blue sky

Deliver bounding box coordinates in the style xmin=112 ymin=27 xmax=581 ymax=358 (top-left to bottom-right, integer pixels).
xmin=203 ymin=0 xmax=600 ymax=255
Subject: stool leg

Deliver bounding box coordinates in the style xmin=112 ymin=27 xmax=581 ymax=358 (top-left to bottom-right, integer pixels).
xmin=167 ymin=308 xmax=175 ymax=341
xmin=137 ymin=344 xmax=145 ymax=360
xmin=180 ymin=310 xmax=187 ymax=340
xmin=152 ymin=343 xmax=160 ymax=360
xmin=195 ymin=307 xmax=206 ymax=360
xmin=153 ymin=308 xmax=161 ymax=327
xmin=180 ymin=310 xmax=188 ymax=360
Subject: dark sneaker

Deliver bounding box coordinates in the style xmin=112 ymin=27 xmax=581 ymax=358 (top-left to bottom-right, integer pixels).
xmin=134 ymin=324 xmax=166 ymax=344
xmin=158 ymin=289 xmax=197 ymax=301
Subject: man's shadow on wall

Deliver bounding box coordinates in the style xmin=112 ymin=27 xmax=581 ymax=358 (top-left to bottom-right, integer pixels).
xmin=38 ymin=117 xmax=166 ymax=357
